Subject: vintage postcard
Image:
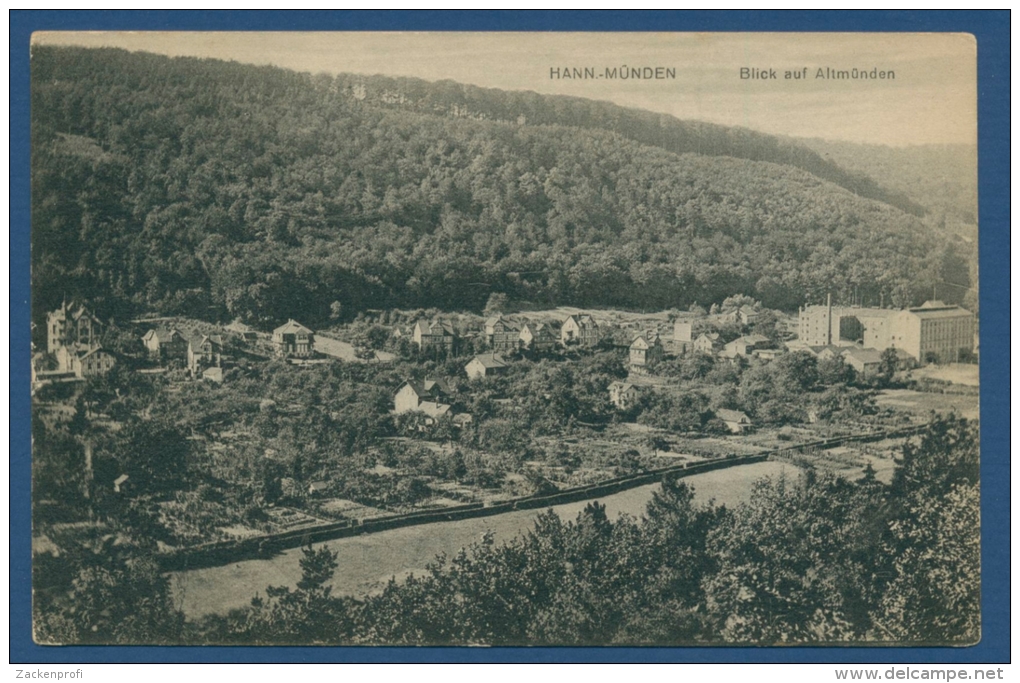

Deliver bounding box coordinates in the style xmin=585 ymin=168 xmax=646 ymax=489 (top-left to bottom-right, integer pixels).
xmin=29 ymin=32 xmax=980 ymax=647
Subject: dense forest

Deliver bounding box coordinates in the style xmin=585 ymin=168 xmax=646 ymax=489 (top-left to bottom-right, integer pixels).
xmin=31 ymin=46 xmax=971 ymax=329
xmin=34 ymin=416 xmax=979 ymax=646
xmin=796 ymin=137 xmax=977 ymax=228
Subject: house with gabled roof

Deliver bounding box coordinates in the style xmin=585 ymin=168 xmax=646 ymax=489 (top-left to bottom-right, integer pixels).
xmin=394 ymin=378 xmax=455 ymax=414
xmin=519 ymin=321 xmax=558 ymax=352
xmin=417 ymin=401 xmax=453 ymax=420
xmin=608 ymin=381 xmax=642 ymax=410
xmin=485 ymin=315 xmax=521 ymax=353
xmin=393 ymin=377 xmax=462 ymax=429
xmin=56 ymin=344 xmax=116 ymax=379
xmin=272 ymin=319 xmax=314 ymax=357
xmin=187 ymin=334 xmax=223 ymax=376
xmin=805 ymin=344 xmax=846 ymax=361
xmin=142 ymin=327 xmax=188 ymax=360
xmin=694 ymin=332 xmax=722 ymax=355
xmin=715 ymin=408 xmax=752 ymax=434
xmin=560 ymin=314 xmax=600 ymax=347
xmin=47 ymin=301 xmax=102 ymax=353
xmin=465 ymin=353 xmax=509 ymax=380
xmin=722 ymin=334 xmax=771 ymax=358
xmin=413 ymin=320 xmax=457 ymax=351
xmin=722 ymin=305 xmax=760 ymax=326
xmin=629 ymin=333 xmax=664 ymax=367
xmin=840 ymin=347 xmax=884 ymax=377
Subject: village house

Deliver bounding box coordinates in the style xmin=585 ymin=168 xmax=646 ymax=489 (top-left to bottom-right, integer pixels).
xmin=715 ymin=408 xmax=752 ymax=434
xmin=393 ymin=378 xmax=455 ymax=414
xmin=721 ymin=305 xmax=759 ymax=326
xmin=608 ymin=381 xmax=642 ymax=410
xmin=56 ymin=345 xmax=116 ymax=379
xmin=465 ymin=353 xmax=509 ymax=380
xmin=392 ymin=378 xmax=460 ymax=429
xmin=519 ymin=321 xmax=558 ymax=352
xmin=113 ymin=474 xmax=131 ymax=494
xmin=142 ymin=327 xmax=188 ymax=360
xmin=416 ymin=401 xmax=453 ymax=424
xmin=485 ymin=315 xmax=521 ymax=353
xmin=722 ymin=334 xmax=770 ymax=359
xmin=47 ymin=301 xmax=102 ymax=353
xmin=272 ymin=319 xmax=315 ymax=357
xmin=840 ymin=347 xmax=884 ymax=377
xmin=187 ymin=334 xmax=223 ymax=376
xmin=413 ymin=320 xmax=457 ymax=352
xmin=560 ymin=314 xmax=600 ymax=347
xmin=629 ymin=333 xmax=664 ymax=367
xmin=694 ymin=332 xmax=722 ymax=355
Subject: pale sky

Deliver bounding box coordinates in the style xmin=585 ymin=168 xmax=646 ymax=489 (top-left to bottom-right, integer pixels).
xmin=32 ymin=31 xmax=977 ymax=147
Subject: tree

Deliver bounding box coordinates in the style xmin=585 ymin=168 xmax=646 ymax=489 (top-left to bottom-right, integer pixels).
xmin=872 ymin=483 xmax=980 ymax=643
xmin=817 ymin=355 xmax=856 ymax=386
xmin=890 ymin=415 xmax=978 ymax=503
xmin=239 ymin=545 xmax=353 ymax=644
xmin=329 ymin=300 xmax=344 ymax=320
xmin=878 ymin=348 xmax=899 ymax=386
xmin=704 ymin=473 xmax=888 ymax=643
xmin=34 ymin=550 xmax=184 ymax=645
xmin=115 ymin=419 xmax=192 ymax=493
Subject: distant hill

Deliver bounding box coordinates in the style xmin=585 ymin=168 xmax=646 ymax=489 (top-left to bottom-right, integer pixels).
xmin=31 ymin=46 xmax=969 ymax=327
xmin=793 ymin=138 xmax=977 ymax=232
xmin=325 ymin=72 xmax=926 ymax=218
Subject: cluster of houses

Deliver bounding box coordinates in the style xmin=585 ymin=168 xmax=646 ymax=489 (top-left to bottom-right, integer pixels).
xmin=606 ymin=379 xmax=753 ymax=434
xmin=32 ymin=301 xmax=116 ymax=385
xmin=403 ymin=314 xmax=601 ymax=355
xmin=36 ymin=296 xmax=977 ymax=445
xmin=142 ymin=326 xmax=226 ymax=381
xmin=672 ymin=319 xmax=777 ymax=361
xmin=141 ymin=318 xmax=317 ymax=380
xmin=31 ymin=300 xmax=321 ymax=390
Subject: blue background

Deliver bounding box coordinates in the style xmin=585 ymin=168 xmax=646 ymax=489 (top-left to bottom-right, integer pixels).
xmin=9 ymin=10 xmax=1010 ymax=664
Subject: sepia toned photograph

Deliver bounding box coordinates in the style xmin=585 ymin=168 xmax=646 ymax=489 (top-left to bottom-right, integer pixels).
xmin=29 ymin=31 xmax=980 ymax=647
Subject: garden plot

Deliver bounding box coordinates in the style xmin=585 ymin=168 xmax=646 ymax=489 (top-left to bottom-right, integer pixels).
xmin=314 ymin=498 xmax=390 ymax=521
xmin=265 ymin=506 xmax=327 ymax=531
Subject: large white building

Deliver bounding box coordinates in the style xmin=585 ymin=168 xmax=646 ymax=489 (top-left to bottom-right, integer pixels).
xmin=798 ymin=299 xmax=975 ymax=364
xmin=888 ymin=302 xmax=976 ymax=364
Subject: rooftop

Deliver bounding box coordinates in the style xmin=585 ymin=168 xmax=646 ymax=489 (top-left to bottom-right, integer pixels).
xmin=273 ymin=319 xmax=313 ymax=335
xmin=469 ymin=353 xmax=508 ymax=369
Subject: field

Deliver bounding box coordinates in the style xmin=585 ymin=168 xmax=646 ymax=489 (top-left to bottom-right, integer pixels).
xmin=875 ymin=388 xmax=979 ymax=420
xmin=173 ymin=460 xmax=797 ymax=619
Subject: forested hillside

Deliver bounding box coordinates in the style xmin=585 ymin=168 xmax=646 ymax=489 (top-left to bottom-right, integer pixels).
xmin=31 ymin=47 xmax=968 ymax=327
xmin=796 ymin=138 xmax=977 ymax=228
xmin=306 ymin=70 xmax=926 ymax=217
